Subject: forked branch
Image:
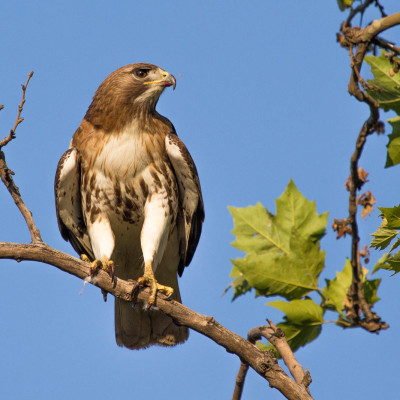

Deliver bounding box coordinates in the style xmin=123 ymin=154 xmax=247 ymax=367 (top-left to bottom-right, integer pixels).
xmin=232 ymin=321 xmax=312 ymax=400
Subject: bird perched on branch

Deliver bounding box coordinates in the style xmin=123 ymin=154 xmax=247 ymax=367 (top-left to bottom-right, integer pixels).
xmin=55 ymin=63 xmax=204 ymax=349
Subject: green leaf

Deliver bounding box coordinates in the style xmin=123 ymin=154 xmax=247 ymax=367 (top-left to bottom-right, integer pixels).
xmin=232 ymin=230 xmax=325 ymax=300
xmin=365 ymin=53 xmax=400 ymax=114
xmin=274 ymin=180 xmax=328 ymax=242
xmin=370 ymin=226 xmax=398 ymax=250
xmin=224 ymin=265 xmax=251 ymax=300
xmin=384 ymin=251 xmax=400 ymax=274
xmin=363 ymin=279 xmax=381 ymax=305
xmin=378 ymin=205 xmax=400 ymax=229
xmin=268 ymin=298 xmax=324 ymax=323
xmin=337 ymin=0 xmax=354 ymax=11
xmin=228 ymin=180 xmax=327 ymax=300
xmin=267 ymin=299 xmax=324 ymax=352
xmin=372 ymin=253 xmax=390 ymax=274
xmin=385 ymin=117 xmax=400 ymax=168
xmin=277 ymin=322 xmax=322 ymax=353
xmin=229 ymin=203 xmax=282 ymax=254
xmin=322 ymin=259 xmax=352 ymax=316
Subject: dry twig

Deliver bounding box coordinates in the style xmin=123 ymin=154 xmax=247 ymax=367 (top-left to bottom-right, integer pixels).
xmin=0 ymin=72 xmax=42 ymax=244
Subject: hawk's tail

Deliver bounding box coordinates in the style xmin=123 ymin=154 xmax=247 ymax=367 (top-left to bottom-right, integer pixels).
xmin=114 ymin=280 xmax=188 ymax=349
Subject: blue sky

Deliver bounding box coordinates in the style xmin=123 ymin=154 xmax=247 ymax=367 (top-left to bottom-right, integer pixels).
xmin=1 ymin=1 xmax=400 ymax=399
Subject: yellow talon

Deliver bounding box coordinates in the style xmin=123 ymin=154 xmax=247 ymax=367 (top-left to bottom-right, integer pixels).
xmin=81 ymin=254 xmax=115 ymax=280
xmin=133 ymin=261 xmax=174 ymax=308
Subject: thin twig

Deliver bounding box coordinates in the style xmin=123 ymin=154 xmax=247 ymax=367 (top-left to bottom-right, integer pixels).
xmin=345 ymin=0 xmax=375 ymax=26
xmin=0 ymin=72 xmax=42 ymax=244
xmin=232 ymin=328 xmax=260 ymax=400
xmin=0 ymin=71 xmax=34 ymax=148
xmin=372 ymin=37 xmax=400 ymax=55
xmin=232 ymin=360 xmax=249 ymax=400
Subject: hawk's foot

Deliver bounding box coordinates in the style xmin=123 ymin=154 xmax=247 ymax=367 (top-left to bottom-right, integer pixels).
xmin=81 ymin=254 xmax=115 ymax=281
xmin=132 ymin=269 xmax=173 ymax=309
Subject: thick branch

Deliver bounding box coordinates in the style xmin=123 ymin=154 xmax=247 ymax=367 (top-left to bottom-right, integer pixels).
xmin=361 ymin=12 xmax=400 ymax=42
xmin=0 ymin=241 xmax=313 ymax=400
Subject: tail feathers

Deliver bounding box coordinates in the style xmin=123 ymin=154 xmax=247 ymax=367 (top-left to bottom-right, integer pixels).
xmin=115 ymin=298 xmax=189 ymax=349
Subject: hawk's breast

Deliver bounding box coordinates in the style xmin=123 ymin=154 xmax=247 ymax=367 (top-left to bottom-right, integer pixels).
xmin=79 ymin=122 xmax=179 ymax=229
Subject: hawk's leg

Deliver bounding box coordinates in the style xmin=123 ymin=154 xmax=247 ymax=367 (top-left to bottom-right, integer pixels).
xmin=135 ymin=182 xmax=174 ymax=308
xmin=133 ymin=260 xmax=174 ymax=308
xmin=84 ymin=216 xmax=116 ymax=281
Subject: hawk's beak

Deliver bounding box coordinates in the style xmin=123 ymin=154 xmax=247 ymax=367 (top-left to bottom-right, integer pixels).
xmin=162 ymin=72 xmax=176 ymax=90
xmin=143 ymin=71 xmax=176 ymax=90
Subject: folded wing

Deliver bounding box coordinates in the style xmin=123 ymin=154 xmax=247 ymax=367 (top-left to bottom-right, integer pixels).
xmin=165 ymin=133 xmax=204 ymax=276
xmin=54 ymin=148 xmax=93 ymax=259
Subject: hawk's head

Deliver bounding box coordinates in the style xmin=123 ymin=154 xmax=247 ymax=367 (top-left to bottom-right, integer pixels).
xmin=84 ymin=63 xmax=176 ymax=131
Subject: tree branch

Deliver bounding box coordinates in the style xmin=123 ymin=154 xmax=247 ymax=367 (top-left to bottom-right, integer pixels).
xmin=337 ymin=4 xmax=395 ymax=333
xmin=0 ymin=241 xmax=313 ymax=400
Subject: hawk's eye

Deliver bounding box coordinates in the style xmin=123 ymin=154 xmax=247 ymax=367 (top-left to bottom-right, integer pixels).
xmin=135 ymin=69 xmax=150 ymax=78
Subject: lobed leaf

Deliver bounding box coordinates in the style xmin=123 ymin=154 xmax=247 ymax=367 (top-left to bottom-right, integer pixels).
xmin=228 ymin=180 xmax=327 ymax=300
xmin=365 ymin=53 xmax=400 ymax=115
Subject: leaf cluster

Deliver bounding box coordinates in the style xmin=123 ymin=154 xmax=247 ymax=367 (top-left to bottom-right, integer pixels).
xmin=364 ymin=52 xmax=400 ymax=276
xmin=227 ymin=181 xmax=381 ymax=353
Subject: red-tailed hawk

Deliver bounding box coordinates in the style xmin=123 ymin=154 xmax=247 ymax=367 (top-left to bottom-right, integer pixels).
xmin=54 ymin=63 xmax=204 ymax=349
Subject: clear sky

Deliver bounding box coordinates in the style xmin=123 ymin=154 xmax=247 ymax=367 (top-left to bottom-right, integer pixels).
xmin=1 ymin=1 xmax=399 ymax=399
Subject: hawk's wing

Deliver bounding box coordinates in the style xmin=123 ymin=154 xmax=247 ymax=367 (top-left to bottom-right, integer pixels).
xmin=54 ymin=148 xmax=94 ymax=259
xmin=165 ymin=133 xmax=204 ymax=276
